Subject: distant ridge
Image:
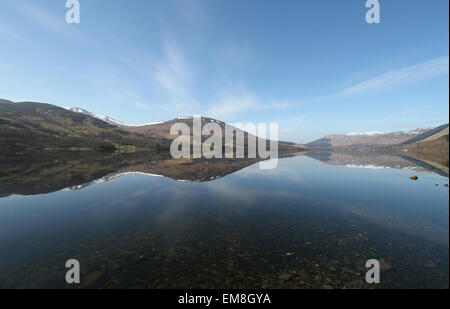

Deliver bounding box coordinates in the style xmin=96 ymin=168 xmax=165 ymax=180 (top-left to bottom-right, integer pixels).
xmin=305 ymin=128 xmax=433 ymax=148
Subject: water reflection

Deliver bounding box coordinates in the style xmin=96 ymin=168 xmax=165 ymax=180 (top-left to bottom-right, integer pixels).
xmin=0 ymin=151 xmax=262 ymax=197
xmin=307 ymin=151 xmax=449 ymax=176
xmin=1 ymin=149 xmax=447 ymax=197
xmin=0 ymin=151 xmax=448 ymax=288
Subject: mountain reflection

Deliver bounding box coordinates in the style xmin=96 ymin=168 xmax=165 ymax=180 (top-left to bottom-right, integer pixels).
xmin=0 ymin=151 xmax=263 ymax=197
xmin=0 ymin=149 xmax=447 ymax=197
xmin=306 ymin=151 xmax=449 ymax=177
xmin=0 ymin=150 xmax=448 ymax=289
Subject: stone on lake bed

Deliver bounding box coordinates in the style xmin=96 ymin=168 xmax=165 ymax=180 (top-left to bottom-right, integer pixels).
xmin=79 ymin=271 xmax=104 ymax=288
xmin=278 ymin=273 xmax=291 ymax=281
xmin=424 ymin=261 xmax=436 ymax=268
xmin=379 ymin=259 xmax=392 ymax=271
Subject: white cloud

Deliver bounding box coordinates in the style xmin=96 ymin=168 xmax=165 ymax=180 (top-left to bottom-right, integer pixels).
xmin=175 ymin=0 xmax=209 ymax=28
xmin=154 ymin=41 xmax=198 ymax=112
xmin=205 ymin=86 xmax=292 ymax=120
xmin=206 ymin=91 xmax=258 ymax=119
xmin=15 ymin=3 xmax=63 ymax=35
xmin=133 ymin=101 xmax=153 ymax=112
xmin=6 ymin=0 xmax=93 ymax=44
xmin=205 ymin=54 xmax=448 ymax=121
xmin=334 ymin=56 xmax=449 ymax=99
xmin=0 ymin=21 xmax=33 ymax=43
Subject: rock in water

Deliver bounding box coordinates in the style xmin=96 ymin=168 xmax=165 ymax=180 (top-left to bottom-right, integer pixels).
xmin=278 ymin=273 xmax=291 ymax=281
xmin=379 ymin=259 xmax=392 ymax=271
xmin=79 ymin=271 xmax=104 ymax=288
xmin=409 ymin=176 xmax=418 ymax=180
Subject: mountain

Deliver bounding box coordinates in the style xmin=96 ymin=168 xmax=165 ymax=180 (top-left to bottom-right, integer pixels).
xmin=0 ymin=151 xmax=261 ymax=197
xmin=400 ymin=123 xmax=449 ymax=145
xmin=0 ymin=100 xmax=171 ymax=152
xmin=401 ymin=124 xmax=449 ymax=170
xmin=305 ymin=128 xmax=432 ymax=148
xmin=1 ymin=100 xmax=306 ymax=155
xmin=68 ymin=108 xmax=308 ymax=153
xmin=304 ymin=124 xmax=449 ymax=173
xmin=306 ymin=151 xmax=448 ymax=176
xmin=127 ymin=116 xmax=229 ymax=139
xmin=65 ymin=106 xmax=163 ymax=128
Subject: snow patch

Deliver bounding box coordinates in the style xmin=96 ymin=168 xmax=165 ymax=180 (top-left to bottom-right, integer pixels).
xmin=345 ymin=131 xmax=385 ymax=136
xmin=65 ymin=107 xmax=163 ymax=127
xmin=62 ymin=171 xmax=164 ymax=191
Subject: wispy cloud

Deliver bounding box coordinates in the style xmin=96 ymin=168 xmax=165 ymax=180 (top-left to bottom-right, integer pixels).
xmin=206 ymin=57 xmax=449 ymax=120
xmin=133 ymin=101 xmax=153 ymax=112
xmin=175 ymin=0 xmax=209 ymax=28
xmin=12 ymin=2 xmax=64 ymax=35
xmin=206 ymin=85 xmax=292 ymax=120
xmin=333 ymin=56 xmax=449 ymax=99
xmin=206 ymin=91 xmax=258 ymax=119
xmin=6 ymin=0 xmax=93 ymax=44
xmin=0 ymin=21 xmax=33 ymax=43
xmin=154 ymin=41 xmax=198 ymax=112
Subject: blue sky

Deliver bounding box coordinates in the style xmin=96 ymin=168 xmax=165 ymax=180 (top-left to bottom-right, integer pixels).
xmin=0 ymin=0 xmax=448 ymax=142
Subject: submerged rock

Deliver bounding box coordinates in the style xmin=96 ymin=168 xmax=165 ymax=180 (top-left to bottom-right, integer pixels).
xmin=379 ymin=259 xmax=392 ymax=271
xmin=278 ymin=273 xmax=291 ymax=281
xmin=424 ymin=261 xmax=436 ymax=268
xmin=79 ymin=271 xmax=104 ymax=288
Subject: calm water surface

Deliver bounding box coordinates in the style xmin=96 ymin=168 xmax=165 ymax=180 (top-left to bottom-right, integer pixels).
xmin=0 ymin=155 xmax=448 ymax=288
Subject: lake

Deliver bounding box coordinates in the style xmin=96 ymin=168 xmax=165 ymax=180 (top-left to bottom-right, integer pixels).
xmin=0 ymin=152 xmax=448 ymax=288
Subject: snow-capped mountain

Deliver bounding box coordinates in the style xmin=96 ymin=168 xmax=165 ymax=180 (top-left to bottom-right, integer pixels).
xmin=345 ymin=128 xmax=429 ymax=137
xmin=64 ymin=107 xmax=163 ymax=128
xmin=66 ymin=107 xmax=94 ymax=116
xmin=305 ymin=127 xmax=433 ymax=148
xmin=345 ymin=131 xmax=385 ymax=136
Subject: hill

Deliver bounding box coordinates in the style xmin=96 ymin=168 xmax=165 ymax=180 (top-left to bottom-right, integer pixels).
xmin=0 ymin=100 xmax=171 ymax=152
xmin=1 ymin=100 xmax=306 ymax=156
xmin=401 ymin=123 xmax=449 ymax=145
xmin=67 ymin=108 xmax=308 ymax=154
xmin=402 ymin=124 xmax=449 ymax=169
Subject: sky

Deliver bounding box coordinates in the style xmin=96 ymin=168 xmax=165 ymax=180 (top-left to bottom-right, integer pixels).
xmin=0 ymin=0 xmax=448 ymax=143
